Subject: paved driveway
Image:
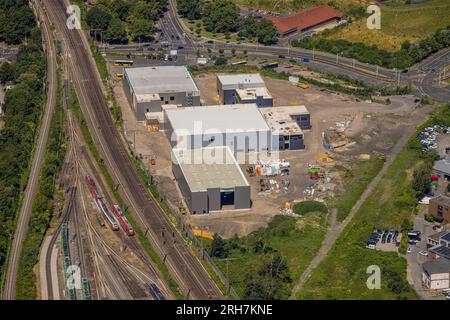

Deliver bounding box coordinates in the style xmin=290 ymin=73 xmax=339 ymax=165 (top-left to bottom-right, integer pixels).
xmin=405 ymin=211 xmax=445 ymax=300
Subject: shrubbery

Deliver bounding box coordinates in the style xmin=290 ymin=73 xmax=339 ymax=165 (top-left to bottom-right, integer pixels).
xmin=293 ymin=201 xmax=328 ymax=215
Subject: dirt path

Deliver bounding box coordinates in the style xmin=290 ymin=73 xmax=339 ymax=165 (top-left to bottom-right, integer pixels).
xmin=289 ymin=105 xmax=436 ymax=299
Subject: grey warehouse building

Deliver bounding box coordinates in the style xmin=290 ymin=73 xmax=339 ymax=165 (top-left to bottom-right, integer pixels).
xmin=217 ymin=73 xmax=273 ymax=107
xmin=172 ymin=146 xmax=251 ymax=214
xmin=123 ymin=66 xmax=200 ymax=121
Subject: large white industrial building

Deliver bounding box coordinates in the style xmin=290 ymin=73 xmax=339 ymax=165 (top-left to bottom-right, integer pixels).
xmin=164 ymin=104 xmax=274 ymax=154
xmin=123 ymin=66 xmax=200 ymax=121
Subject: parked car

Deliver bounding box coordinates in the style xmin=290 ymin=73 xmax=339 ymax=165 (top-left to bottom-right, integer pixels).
xmin=387 ymin=234 xmax=392 ymax=243
xmin=419 ymin=251 xmax=428 ymax=257
xmin=278 ymin=55 xmax=286 ymax=59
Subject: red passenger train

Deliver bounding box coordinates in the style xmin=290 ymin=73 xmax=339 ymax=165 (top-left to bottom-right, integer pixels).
xmin=111 ymin=204 xmax=135 ymax=236
xmin=85 ymin=175 xmax=119 ymax=231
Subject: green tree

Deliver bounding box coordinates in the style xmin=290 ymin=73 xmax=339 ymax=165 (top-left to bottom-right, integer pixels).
xmin=105 ymin=18 xmax=128 ymax=44
xmin=0 ymin=62 xmax=15 ymax=84
xmin=86 ymin=4 xmax=113 ymax=31
xmin=210 ymin=233 xmax=228 ymax=258
xmin=255 ymin=18 xmax=277 ymax=45
xmin=177 ymin=0 xmax=203 ymax=20
xmin=412 ymin=162 xmax=433 ymax=199
xmin=0 ymin=0 xmax=35 ymax=44
xmin=202 ymin=0 xmax=239 ymax=33
xmin=111 ymin=0 xmax=131 ymax=21
xmin=243 ymin=253 xmax=291 ymax=299
xmin=129 ymin=18 xmax=155 ymax=42
xmin=215 ymin=57 xmax=227 ymax=65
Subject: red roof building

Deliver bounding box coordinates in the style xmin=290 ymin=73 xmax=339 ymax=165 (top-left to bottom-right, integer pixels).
xmin=268 ymin=5 xmax=344 ymax=36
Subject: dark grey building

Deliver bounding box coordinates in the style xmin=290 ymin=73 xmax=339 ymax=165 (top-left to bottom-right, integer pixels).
xmin=123 ymin=66 xmax=200 ymax=121
xmin=172 ymin=146 xmax=251 ymax=214
xmin=217 ymin=73 xmax=273 ymax=107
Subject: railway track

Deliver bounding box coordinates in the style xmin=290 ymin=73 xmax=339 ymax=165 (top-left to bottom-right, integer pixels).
xmin=44 ymin=0 xmax=222 ymax=299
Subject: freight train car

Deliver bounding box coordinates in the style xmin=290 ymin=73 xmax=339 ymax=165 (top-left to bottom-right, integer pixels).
xmin=111 ymin=204 xmax=135 ymax=236
xmin=85 ymin=175 xmax=119 ymax=231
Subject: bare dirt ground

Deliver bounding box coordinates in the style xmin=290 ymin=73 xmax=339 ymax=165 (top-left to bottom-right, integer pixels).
xmin=114 ymin=68 xmax=426 ymax=238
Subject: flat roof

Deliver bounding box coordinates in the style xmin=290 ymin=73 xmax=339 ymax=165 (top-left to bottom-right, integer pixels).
xmin=217 ymin=73 xmax=265 ymax=89
xmin=172 ymin=146 xmax=249 ymax=192
xmin=125 ymin=66 xmax=199 ymax=96
xmin=434 ymin=159 xmax=450 ymax=174
xmin=430 ymin=245 xmax=450 ymax=259
xmin=431 ymin=194 xmax=450 ymax=206
xmin=259 ymin=106 xmax=308 ymax=135
xmin=165 ymin=104 xmax=271 ymax=135
xmin=423 ymin=258 xmax=450 ymax=275
xmin=236 ymin=87 xmax=272 ymax=100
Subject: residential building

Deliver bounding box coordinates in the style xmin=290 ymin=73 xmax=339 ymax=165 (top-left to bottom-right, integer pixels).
xmin=429 ymin=195 xmax=450 ymax=223
xmin=123 ymin=66 xmax=200 ymax=121
xmin=422 ymin=259 xmax=450 ymax=290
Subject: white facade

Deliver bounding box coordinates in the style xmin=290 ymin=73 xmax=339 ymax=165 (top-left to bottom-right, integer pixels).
xmin=164 ymin=104 xmax=274 ymax=154
xmin=422 ymin=270 xmax=450 ymax=290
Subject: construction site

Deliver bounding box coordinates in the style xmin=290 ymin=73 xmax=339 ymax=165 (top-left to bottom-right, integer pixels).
xmin=108 ymin=59 xmax=430 ymax=238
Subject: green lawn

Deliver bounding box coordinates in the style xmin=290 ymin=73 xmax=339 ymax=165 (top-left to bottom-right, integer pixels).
xmin=297 ymin=104 xmax=450 ymax=299
xmin=326 ymin=0 xmax=450 ymax=51
xmin=332 ymin=157 xmax=386 ymax=222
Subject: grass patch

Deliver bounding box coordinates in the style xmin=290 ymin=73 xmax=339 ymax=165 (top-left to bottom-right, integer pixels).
xmin=332 ymin=157 xmax=386 ymax=222
xmin=297 ymin=103 xmax=450 ymax=299
xmin=206 ymin=214 xmax=327 ymax=298
xmin=326 ymin=0 xmax=450 ymax=51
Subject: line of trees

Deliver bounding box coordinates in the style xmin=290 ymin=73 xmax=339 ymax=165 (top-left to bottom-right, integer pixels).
xmin=293 ymin=25 xmax=450 ymax=69
xmin=177 ymin=0 xmax=278 ymax=45
xmin=86 ymin=0 xmax=166 ymax=44
xmin=16 ymin=74 xmax=66 ymax=299
xmin=0 ymin=24 xmax=46 ymax=281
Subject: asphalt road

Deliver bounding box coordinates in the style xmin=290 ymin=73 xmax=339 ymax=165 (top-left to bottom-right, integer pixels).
xmin=44 ymin=0 xmax=222 ymax=300
xmin=2 ymin=0 xmax=58 ymax=300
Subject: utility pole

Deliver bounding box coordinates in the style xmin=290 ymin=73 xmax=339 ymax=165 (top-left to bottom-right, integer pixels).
xmin=218 ymin=257 xmax=237 ymax=295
